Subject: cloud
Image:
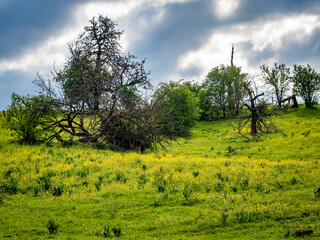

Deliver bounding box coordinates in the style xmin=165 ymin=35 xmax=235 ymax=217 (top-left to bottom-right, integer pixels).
xmin=178 ymin=13 xmax=320 ymax=82
xmin=1 ymin=0 xmax=320 ymax=110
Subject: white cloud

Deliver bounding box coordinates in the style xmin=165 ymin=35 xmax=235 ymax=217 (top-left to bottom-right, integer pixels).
xmin=214 ymin=0 xmax=239 ymax=19
xmin=0 ymin=0 xmax=186 ymax=74
xmin=178 ymin=13 xmax=320 ymax=81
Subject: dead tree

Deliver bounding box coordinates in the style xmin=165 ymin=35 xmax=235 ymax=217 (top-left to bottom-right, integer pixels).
xmin=291 ymin=229 xmax=313 ymax=237
xmin=278 ymin=95 xmax=299 ymax=108
xmin=235 ymin=82 xmax=276 ymax=138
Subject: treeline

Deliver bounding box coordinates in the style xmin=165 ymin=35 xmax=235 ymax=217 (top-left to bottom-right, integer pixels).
xmin=4 ymin=15 xmax=320 ymax=150
xmin=189 ymin=63 xmax=320 ymax=121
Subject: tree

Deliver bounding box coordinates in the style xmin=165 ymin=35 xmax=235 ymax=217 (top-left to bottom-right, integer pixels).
xmin=202 ymin=65 xmax=247 ymax=119
xmin=33 ymin=15 xmax=199 ymax=151
xmin=153 ymin=82 xmax=201 ymax=138
xmin=5 ymin=93 xmax=57 ymax=144
xmin=292 ymin=64 xmax=320 ymax=108
xmin=261 ymin=63 xmax=290 ymax=108
xmin=235 ymin=82 xmax=276 ymax=138
xmin=35 ymin=15 xmax=151 ymax=146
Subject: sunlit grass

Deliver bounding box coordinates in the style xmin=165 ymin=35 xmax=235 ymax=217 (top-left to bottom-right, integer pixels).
xmin=0 ymin=106 xmax=319 ymax=239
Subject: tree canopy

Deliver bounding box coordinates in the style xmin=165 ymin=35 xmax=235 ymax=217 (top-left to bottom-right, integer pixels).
xmin=292 ymin=64 xmax=320 ymax=108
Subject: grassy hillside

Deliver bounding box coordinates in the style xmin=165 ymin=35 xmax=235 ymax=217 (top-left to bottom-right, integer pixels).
xmin=0 ymin=106 xmax=319 ymax=239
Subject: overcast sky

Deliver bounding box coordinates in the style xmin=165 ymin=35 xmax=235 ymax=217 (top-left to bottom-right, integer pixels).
xmin=1 ymin=0 xmax=320 ymax=109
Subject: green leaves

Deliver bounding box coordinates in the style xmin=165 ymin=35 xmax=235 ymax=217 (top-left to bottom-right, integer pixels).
xmin=5 ymin=93 xmax=57 ymax=144
xmin=292 ymin=64 xmax=320 ymax=108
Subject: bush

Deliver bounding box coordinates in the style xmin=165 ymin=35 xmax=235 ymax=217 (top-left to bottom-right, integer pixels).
xmin=5 ymin=93 xmax=57 ymax=144
xmin=154 ymin=81 xmax=201 ymax=138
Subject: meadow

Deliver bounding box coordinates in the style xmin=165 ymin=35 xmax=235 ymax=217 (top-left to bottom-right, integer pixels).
xmin=0 ymin=106 xmax=319 ymax=239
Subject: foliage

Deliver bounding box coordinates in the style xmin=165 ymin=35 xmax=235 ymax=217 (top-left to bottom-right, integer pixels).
xmin=292 ymin=64 xmax=320 ymax=108
xmin=5 ymin=93 xmax=57 ymax=144
xmin=33 ymin=15 xmax=201 ymax=151
xmin=261 ymin=63 xmax=291 ymax=107
xmin=154 ymin=81 xmax=201 ymax=138
xmin=34 ymin=15 xmax=152 ymax=150
xmin=201 ymin=65 xmax=247 ymax=119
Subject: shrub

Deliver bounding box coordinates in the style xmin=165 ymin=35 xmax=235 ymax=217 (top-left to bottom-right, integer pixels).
xmin=0 ymin=179 xmax=19 ymax=195
xmin=5 ymin=93 xmax=57 ymax=144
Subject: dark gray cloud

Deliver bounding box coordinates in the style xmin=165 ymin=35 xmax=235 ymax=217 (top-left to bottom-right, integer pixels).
xmin=0 ymin=0 xmax=86 ymax=60
xmin=0 ymin=0 xmax=320 ymax=110
xmin=233 ymin=0 xmax=320 ymax=22
xmin=242 ymin=27 xmax=320 ymax=71
xmin=130 ymin=0 xmax=217 ymax=82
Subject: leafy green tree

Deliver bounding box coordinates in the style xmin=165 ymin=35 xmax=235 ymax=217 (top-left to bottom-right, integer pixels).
xmin=154 ymin=82 xmax=201 ymax=138
xmin=261 ymin=63 xmax=290 ymax=107
xmin=5 ymin=93 xmax=57 ymax=144
xmin=202 ymin=65 xmax=247 ymax=119
xmin=292 ymin=64 xmax=320 ymax=108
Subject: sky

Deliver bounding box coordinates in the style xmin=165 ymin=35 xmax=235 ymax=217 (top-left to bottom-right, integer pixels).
xmin=1 ymin=0 xmax=320 ymax=109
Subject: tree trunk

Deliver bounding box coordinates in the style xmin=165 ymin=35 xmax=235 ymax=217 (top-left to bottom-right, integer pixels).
xmin=251 ymin=110 xmax=258 ymax=137
xmin=292 ymin=95 xmax=298 ymax=108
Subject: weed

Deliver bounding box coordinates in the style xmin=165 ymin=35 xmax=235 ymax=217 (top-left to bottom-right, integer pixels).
xmin=102 ymin=225 xmax=112 ymax=237
xmin=182 ymin=185 xmax=192 ymax=201
xmin=302 ymin=130 xmax=310 ymax=137
xmin=214 ymin=182 xmax=224 ymax=192
xmin=77 ymin=167 xmax=90 ymax=178
xmin=154 ymin=168 xmax=167 ymax=192
xmin=82 ymin=180 xmax=89 ymax=187
xmin=204 ymin=184 xmax=211 ymax=193
xmin=224 ymin=161 xmax=231 ymax=167
xmin=52 ymin=185 xmax=64 ymax=196
xmin=283 ymin=227 xmax=291 ymax=238
xmin=115 ymin=173 xmax=127 ymax=183
xmin=94 ymin=181 xmax=102 ymax=191
xmin=46 ymin=219 xmax=59 ymax=234
xmin=230 ymin=185 xmax=238 ymax=192
xmin=39 ymin=175 xmax=52 ymax=191
xmin=137 ymin=174 xmax=148 ymax=188
xmin=290 ymin=177 xmax=297 ymax=185
xmin=235 ymin=211 xmax=251 ymax=223
xmin=108 ymin=209 xmax=116 ymax=219
xmin=256 ymin=182 xmax=263 ymax=191
xmin=151 ymin=200 xmax=161 ymax=207
xmin=4 ymin=167 xmax=16 ymax=179
xmin=216 ymin=172 xmax=228 ymax=182
xmin=112 ymin=226 xmax=121 ymax=237
xmin=241 ymin=179 xmax=249 ymax=189
xmin=0 ymin=194 xmax=4 ymax=205
xmin=32 ymin=185 xmax=42 ymax=197
xmin=273 ymin=181 xmax=284 ymax=190
xmin=193 ymin=171 xmax=199 ymax=177
xmin=263 ymin=186 xmax=270 ymax=194
xmin=141 ymin=164 xmax=147 ymax=171
xmin=220 ymin=212 xmax=229 ymax=226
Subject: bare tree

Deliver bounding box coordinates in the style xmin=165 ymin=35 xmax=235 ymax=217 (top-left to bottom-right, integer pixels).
xmin=235 ymin=82 xmax=276 ymax=138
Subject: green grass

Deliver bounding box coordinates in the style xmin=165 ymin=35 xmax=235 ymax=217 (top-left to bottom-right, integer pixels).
xmin=0 ymin=106 xmax=319 ymax=239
